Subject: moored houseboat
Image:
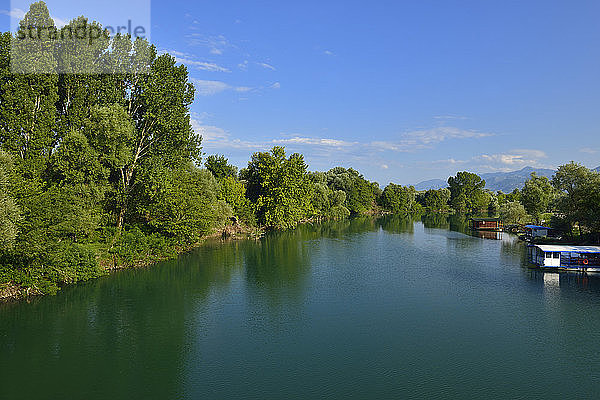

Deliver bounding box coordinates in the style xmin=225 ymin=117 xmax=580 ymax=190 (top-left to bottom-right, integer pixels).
xmin=524 ymin=225 xmax=551 ymax=240
xmin=528 ymin=244 xmax=600 ymax=272
xmin=469 ymin=218 xmax=503 ymax=232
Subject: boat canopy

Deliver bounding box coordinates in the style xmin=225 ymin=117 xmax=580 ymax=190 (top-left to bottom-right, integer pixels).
xmin=533 ymin=245 xmax=600 ymax=254
xmin=525 ymin=225 xmax=551 ymax=230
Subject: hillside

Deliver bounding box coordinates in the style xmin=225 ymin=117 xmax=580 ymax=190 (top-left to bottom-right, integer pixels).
xmin=414 ymin=166 xmax=557 ymax=193
xmin=414 ymin=179 xmax=448 ymax=191
xmin=480 ymin=167 xmax=555 ymax=192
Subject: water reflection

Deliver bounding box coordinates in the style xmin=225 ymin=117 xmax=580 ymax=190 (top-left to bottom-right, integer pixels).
xmin=449 ymin=214 xmax=469 ymax=233
xmin=527 ymin=269 xmax=600 ymax=294
xmin=421 ymin=213 xmax=450 ymax=230
xmin=4 ymin=216 xmax=600 ymax=399
xmin=377 ymin=214 xmax=421 ymax=234
xmin=473 ymin=231 xmax=503 ymax=240
xmin=244 ymin=229 xmax=312 ymax=296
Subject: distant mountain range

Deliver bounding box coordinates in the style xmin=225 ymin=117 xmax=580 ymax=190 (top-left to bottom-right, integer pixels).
xmin=413 ymin=179 xmax=448 ymax=191
xmin=414 ymin=166 xmax=600 ymax=193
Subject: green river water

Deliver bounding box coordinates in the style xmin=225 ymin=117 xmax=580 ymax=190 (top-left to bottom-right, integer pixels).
xmin=2 ymin=216 xmax=600 ymax=399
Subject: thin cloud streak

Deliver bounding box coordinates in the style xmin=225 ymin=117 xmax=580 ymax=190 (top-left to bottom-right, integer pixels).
xmin=191 ymin=79 xmax=254 ymax=96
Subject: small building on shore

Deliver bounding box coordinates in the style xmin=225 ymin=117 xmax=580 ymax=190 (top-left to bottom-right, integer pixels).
xmin=469 ymin=218 xmax=503 ymax=232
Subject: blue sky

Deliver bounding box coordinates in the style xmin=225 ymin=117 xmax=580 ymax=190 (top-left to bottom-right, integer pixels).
xmin=2 ymin=0 xmax=600 ymax=185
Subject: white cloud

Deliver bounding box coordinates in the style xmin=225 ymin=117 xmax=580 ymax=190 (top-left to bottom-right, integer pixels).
xmin=433 ymin=115 xmax=469 ymax=120
xmin=183 ymin=59 xmax=229 ymax=72
xmin=580 ymin=147 xmax=598 ymax=154
xmin=475 ymin=149 xmax=547 ymax=170
xmin=323 ymin=50 xmax=335 ymax=56
xmin=186 ymin=34 xmax=231 ymax=55
xmin=161 ymin=49 xmax=230 ymax=72
xmin=190 ymin=121 xmax=500 ymax=177
xmin=191 ymin=79 xmax=230 ymax=96
xmin=194 ymin=124 xmax=495 ymax=160
xmin=258 ymin=62 xmax=276 ymax=71
xmin=51 ymin=15 xmax=67 ymax=28
xmin=403 ymin=126 xmax=492 ymax=145
xmin=367 ymin=127 xmax=493 ymax=153
xmin=430 ymin=149 xmax=549 ymax=172
xmin=272 ymin=136 xmax=357 ymax=148
xmin=190 ymin=78 xmax=254 ymax=96
xmin=1 ymin=8 xmax=25 ymax=19
xmin=1 ymin=8 xmax=66 ymax=27
xmin=270 ymin=82 xmax=281 ymax=89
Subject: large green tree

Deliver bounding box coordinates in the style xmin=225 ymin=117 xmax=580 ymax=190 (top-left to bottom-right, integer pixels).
xmin=244 ymin=147 xmax=314 ymax=229
xmin=552 ymin=162 xmax=600 ymax=237
xmin=325 ymin=167 xmax=378 ymax=214
xmin=381 ymin=184 xmax=419 ymax=214
xmin=448 ymin=172 xmax=488 ymax=213
xmin=423 ymin=188 xmax=451 ymax=212
xmin=521 ymin=172 xmax=556 ymax=223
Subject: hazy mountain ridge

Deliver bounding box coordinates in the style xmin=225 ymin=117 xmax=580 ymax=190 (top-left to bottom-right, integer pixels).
xmin=414 ymin=166 xmax=560 ymax=193
xmin=413 ymin=179 xmax=448 ymax=191
xmin=480 ymin=167 xmax=555 ymax=192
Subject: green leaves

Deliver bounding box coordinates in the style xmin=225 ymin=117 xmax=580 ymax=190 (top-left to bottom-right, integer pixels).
xmin=245 ymin=147 xmax=314 ymax=229
xmin=552 ymin=162 xmax=600 ymax=236
xmin=136 ymin=164 xmax=227 ymax=243
xmin=205 ymin=154 xmax=238 ymax=180
xmin=325 ymin=167 xmax=378 ymax=215
xmin=423 ymin=188 xmax=451 ymax=212
xmin=0 ymin=151 xmax=22 ymax=250
xmin=448 ymin=172 xmax=489 ymax=213
xmin=521 ymin=172 xmax=556 ymax=223
xmin=381 ymin=184 xmax=419 ymax=214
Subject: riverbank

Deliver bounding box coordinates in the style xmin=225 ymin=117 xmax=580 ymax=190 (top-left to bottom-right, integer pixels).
xmin=0 ymin=223 xmax=264 ymax=302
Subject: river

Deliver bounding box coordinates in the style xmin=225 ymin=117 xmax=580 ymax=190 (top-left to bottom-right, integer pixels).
xmin=2 ymin=215 xmax=600 ymax=399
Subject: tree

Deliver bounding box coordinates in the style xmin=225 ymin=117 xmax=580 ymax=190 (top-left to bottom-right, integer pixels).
xmin=423 ymin=188 xmax=451 ymax=212
xmin=552 ymin=162 xmax=600 ymax=237
xmin=325 ymin=167 xmax=377 ymax=214
xmin=521 ymin=172 xmax=556 ymax=223
xmin=136 ymin=164 xmax=227 ymax=243
xmin=448 ymin=172 xmax=487 ymax=213
xmin=115 ymin=52 xmax=199 ymax=229
xmin=381 ymin=184 xmax=419 ymax=214
xmin=219 ymin=175 xmax=255 ymax=225
xmin=497 ymin=188 xmax=521 ymax=206
xmin=0 ymin=151 xmax=22 ymax=250
xmin=499 ymin=201 xmax=529 ymax=225
xmin=0 ymin=2 xmax=59 ymax=182
xmin=244 ymin=147 xmax=314 ymax=229
xmin=205 ymin=154 xmax=238 ymax=179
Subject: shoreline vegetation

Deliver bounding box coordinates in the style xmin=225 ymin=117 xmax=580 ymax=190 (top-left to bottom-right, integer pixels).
xmin=2 ymin=3 xmax=600 ymax=301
